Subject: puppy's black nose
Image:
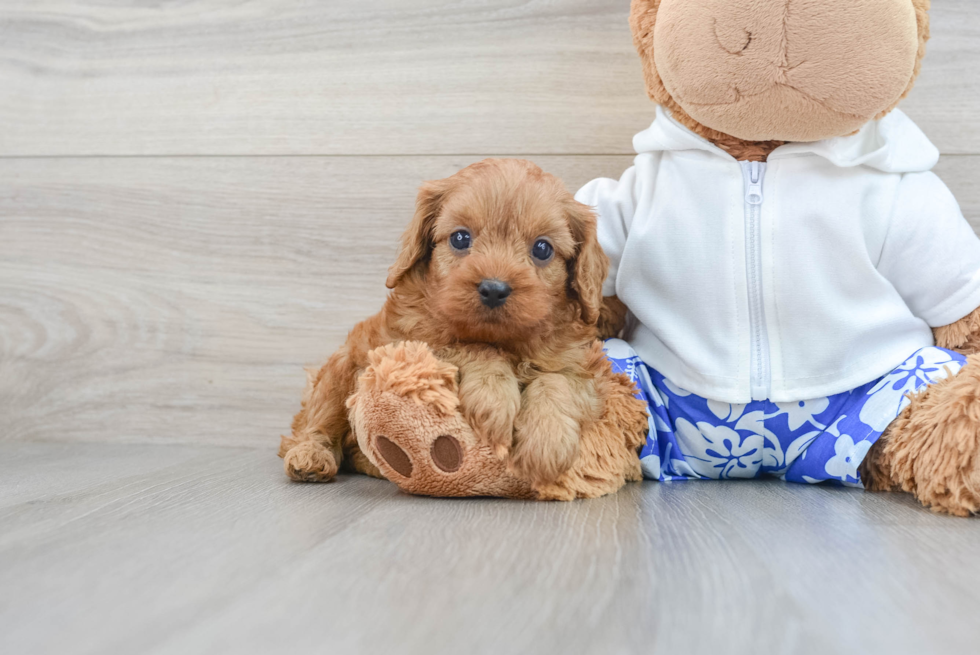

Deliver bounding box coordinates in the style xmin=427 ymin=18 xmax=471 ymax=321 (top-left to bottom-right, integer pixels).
xmin=478 ymin=279 xmax=512 ymax=309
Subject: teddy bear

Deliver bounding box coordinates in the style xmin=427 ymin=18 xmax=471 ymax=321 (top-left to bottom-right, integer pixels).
xmin=577 ymin=0 xmax=980 ymax=515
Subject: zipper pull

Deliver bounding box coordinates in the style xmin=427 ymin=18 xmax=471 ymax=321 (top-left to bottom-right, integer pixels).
xmin=745 ymin=161 xmax=764 ymax=206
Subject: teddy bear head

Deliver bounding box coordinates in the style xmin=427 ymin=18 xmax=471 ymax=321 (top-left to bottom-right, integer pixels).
xmin=629 ymin=0 xmax=931 ymax=145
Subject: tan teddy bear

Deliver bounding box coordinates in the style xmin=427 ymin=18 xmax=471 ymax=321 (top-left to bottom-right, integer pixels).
xmin=583 ymin=0 xmax=980 ymax=515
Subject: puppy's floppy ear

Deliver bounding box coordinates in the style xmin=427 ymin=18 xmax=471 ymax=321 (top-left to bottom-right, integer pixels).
xmin=386 ymin=178 xmax=450 ymax=289
xmin=566 ymin=200 xmax=609 ymax=325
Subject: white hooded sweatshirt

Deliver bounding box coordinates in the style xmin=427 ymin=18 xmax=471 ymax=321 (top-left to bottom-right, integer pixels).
xmin=576 ymin=106 xmax=980 ymax=404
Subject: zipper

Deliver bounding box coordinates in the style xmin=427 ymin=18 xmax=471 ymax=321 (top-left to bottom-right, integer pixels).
xmin=740 ymin=161 xmax=771 ymax=401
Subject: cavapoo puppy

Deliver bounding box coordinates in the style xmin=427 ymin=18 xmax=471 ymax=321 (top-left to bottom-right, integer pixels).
xmin=279 ymin=158 xmax=647 ymax=499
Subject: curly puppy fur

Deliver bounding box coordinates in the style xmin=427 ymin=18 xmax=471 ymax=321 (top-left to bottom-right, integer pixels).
xmin=281 ymin=158 xmax=648 ymax=498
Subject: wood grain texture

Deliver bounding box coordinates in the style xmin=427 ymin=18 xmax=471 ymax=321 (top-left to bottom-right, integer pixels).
xmin=2 ymin=153 xmax=978 ymax=448
xmin=1 ymin=442 xmax=979 ymax=655
xmin=0 ymin=155 xmax=634 ymax=446
xmin=2 ymin=154 xmax=978 ymax=448
xmin=0 ymin=0 xmax=977 ymax=157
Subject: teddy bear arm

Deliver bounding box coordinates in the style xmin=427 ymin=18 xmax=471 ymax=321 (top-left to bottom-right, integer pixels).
xmin=932 ymin=305 xmax=980 ymax=355
xmin=348 ymin=342 xmax=535 ymax=499
xmin=596 ymin=295 xmax=629 ymax=340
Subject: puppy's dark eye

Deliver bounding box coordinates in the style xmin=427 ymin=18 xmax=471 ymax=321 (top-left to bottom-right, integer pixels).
xmin=449 ymin=229 xmax=472 ymax=252
xmin=531 ymin=238 xmax=554 ymax=264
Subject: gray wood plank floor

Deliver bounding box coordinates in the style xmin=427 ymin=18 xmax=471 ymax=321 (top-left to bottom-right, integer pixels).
xmin=2 ymin=442 xmax=979 ymax=655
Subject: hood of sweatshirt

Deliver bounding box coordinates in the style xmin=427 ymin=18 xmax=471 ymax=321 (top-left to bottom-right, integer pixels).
xmin=632 ymin=105 xmax=940 ymax=174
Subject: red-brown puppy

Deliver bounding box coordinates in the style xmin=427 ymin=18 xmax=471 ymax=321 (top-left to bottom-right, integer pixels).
xmin=279 ymin=158 xmax=628 ymax=490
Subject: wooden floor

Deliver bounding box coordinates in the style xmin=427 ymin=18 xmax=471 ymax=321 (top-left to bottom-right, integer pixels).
xmin=2 ymin=441 xmax=980 ymax=655
xmin=2 ymin=1 xmax=980 ymax=653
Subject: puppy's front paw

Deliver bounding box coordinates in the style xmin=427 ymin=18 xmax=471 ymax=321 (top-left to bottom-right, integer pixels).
xmin=283 ymin=441 xmax=339 ymax=482
xmin=510 ymin=406 xmax=579 ymax=486
xmin=458 ymin=368 xmax=520 ymax=458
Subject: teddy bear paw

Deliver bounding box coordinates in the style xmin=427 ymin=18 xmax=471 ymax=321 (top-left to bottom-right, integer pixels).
xmin=347 ymin=341 xmax=533 ymax=499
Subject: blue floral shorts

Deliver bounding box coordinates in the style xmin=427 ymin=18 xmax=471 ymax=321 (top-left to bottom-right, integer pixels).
xmin=604 ymin=339 xmax=966 ymax=487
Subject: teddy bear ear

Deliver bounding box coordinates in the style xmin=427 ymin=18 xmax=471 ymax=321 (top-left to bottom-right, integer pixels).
xmin=629 ymin=0 xmax=672 ymax=105
xmin=875 ymin=0 xmax=931 ymax=121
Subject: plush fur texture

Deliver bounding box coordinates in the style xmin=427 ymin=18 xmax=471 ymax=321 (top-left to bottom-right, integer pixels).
xmin=614 ymin=0 xmax=980 ymax=515
xmin=629 ymin=0 xmax=931 ymax=159
xmin=933 ymin=306 xmax=980 ymax=356
xmin=346 ymin=341 xmax=535 ymax=499
xmin=280 ymin=159 xmax=649 ymax=499
xmin=860 ymin=353 xmax=980 ymax=517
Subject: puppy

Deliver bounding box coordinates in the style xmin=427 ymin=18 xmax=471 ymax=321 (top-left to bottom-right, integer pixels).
xmin=279 ymin=158 xmax=633 ymax=490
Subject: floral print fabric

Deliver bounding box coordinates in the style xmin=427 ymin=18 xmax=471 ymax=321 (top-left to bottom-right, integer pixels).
xmin=604 ymin=339 xmax=966 ymax=487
